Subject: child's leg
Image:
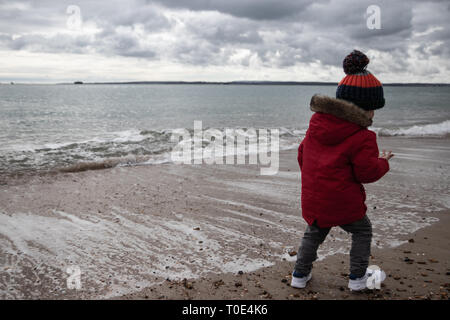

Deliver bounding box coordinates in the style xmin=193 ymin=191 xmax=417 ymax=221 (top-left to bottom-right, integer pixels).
xmin=339 ymin=215 xmax=372 ymax=278
xmin=294 ymin=221 xmax=330 ymax=275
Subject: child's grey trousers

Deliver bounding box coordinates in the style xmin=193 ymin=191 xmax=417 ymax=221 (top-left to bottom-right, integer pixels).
xmin=294 ymin=215 xmax=372 ymax=278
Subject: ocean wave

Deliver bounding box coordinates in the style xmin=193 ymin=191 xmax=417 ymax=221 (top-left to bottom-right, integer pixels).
xmin=7 ymin=121 xmax=450 ymax=176
xmin=56 ymin=153 xmax=176 ymax=173
xmin=374 ymin=120 xmax=450 ymax=137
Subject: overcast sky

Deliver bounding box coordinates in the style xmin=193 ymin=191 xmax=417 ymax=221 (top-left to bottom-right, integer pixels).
xmin=1 ymin=0 xmax=449 ymax=83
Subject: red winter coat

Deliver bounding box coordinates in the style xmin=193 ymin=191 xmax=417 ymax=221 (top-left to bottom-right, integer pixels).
xmin=298 ymin=95 xmax=389 ymax=228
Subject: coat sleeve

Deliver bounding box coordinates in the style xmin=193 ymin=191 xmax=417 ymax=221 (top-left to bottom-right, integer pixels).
xmin=351 ymin=131 xmax=389 ymax=183
xmin=297 ymin=139 xmax=304 ymax=171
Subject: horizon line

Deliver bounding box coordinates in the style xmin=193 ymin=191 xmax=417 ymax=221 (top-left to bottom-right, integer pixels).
xmin=2 ymin=80 xmax=450 ymax=86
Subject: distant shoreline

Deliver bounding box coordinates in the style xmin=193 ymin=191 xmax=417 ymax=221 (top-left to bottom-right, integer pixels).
xmin=2 ymin=81 xmax=450 ymax=86
xmin=66 ymin=81 xmax=450 ymax=87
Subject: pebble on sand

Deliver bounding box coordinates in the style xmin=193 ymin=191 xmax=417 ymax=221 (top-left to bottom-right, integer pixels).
xmin=428 ymin=259 xmax=439 ymax=263
xmin=213 ymin=279 xmax=225 ymax=288
xmin=182 ymin=278 xmax=193 ymax=289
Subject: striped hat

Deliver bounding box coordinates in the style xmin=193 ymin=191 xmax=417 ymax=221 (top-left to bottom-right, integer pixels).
xmin=336 ymin=50 xmax=385 ymax=111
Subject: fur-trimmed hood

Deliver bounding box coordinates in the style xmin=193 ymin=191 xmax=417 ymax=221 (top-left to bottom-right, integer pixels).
xmin=310 ymin=94 xmax=373 ymax=128
xmin=307 ymin=94 xmax=372 ymax=146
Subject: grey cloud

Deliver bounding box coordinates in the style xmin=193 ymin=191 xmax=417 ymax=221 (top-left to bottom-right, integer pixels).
xmin=1 ymin=31 xmax=158 ymax=59
xmin=184 ymin=17 xmax=263 ymax=45
xmin=151 ymin=0 xmax=314 ymax=20
xmin=100 ymin=33 xmax=157 ymax=58
xmin=0 ymin=0 xmax=165 ymax=58
xmin=0 ymin=0 xmax=449 ymax=80
xmin=173 ymin=42 xmax=220 ymax=66
xmin=0 ymin=1 xmax=66 ymax=33
xmin=5 ymin=33 xmax=91 ymax=54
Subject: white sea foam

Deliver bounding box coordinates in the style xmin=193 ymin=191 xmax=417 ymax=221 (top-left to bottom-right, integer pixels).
xmin=2 ymin=129 xmax=151 ymax=153
xmin=374 ymin=120 xmax=450 ymax=137
xmin=111 ymin=129 xmax=147 ymax=143
xmin=0 ymin=208 xmax=278 ymax=299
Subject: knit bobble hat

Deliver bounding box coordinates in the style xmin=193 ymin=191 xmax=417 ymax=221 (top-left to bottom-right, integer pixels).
xmin=336 ymin=50 xmax=385 ymax=111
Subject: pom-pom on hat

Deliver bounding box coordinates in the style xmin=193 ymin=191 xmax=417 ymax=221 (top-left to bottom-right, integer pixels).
xmin=336 ymin=50 xmax=385 ymax=111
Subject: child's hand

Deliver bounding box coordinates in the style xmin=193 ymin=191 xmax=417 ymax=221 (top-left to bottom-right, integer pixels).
xmin=379 ymin=149 xmax=394 ymax=160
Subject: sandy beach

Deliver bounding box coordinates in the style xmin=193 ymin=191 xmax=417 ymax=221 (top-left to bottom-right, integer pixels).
xmin=0 ymin=136 xmax=449 ymax=300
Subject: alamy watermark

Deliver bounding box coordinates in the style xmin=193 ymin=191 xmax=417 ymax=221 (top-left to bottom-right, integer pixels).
xmin=66 ymin=5 xmax=82 ymax=31
xmin=66 ymin=265 xmax=82 ymax=290
xmin=170 ymin=121 xmax=279 ymax=175
xmin=366 ymin=265 xmax=386 ymax=289
xmin=366 ymin=5 xmax=381 ymax=30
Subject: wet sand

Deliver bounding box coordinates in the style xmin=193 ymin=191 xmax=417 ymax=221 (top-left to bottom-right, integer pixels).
xmin=0 ymin=136 xmax=449 ymax=299
xmin=119 ymin=211 xmax=450 ymax=300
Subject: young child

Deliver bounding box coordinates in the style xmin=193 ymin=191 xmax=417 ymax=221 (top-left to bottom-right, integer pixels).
xmin=292 ymin=50 xmax=394 ymax=291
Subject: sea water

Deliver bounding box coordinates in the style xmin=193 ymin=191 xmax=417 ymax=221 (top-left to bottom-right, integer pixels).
xmin=0 ymin=84 xmax=449 ymax=174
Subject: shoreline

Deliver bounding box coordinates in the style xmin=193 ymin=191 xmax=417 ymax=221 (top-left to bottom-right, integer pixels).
xmin=0 ymin=136 xmax=449 ymax=299
xmin=1 ymin=135 xmax=449 ymax=186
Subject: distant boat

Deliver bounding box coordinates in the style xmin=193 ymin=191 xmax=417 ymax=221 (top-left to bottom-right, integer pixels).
xmin=74 ymin=81 xmax=83 ymax=84
xmin=10 ymin=82 xmax=14 ymax=85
